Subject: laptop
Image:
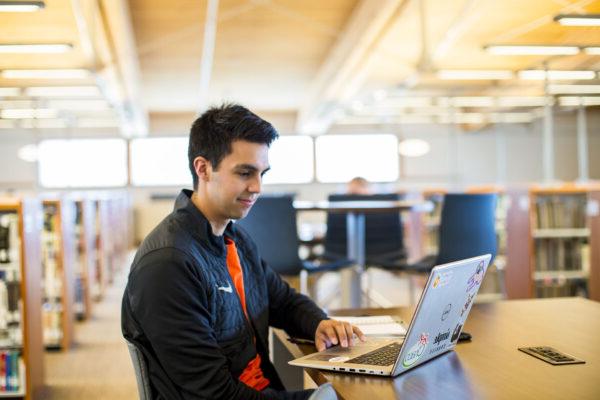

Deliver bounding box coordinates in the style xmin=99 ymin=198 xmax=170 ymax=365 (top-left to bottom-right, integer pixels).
xmin=289 ymin=254 xmax=491 ymax=377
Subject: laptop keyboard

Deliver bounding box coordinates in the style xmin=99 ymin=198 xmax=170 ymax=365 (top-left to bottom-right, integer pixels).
xmin=346 ymin=343 xmax=402 ymax=366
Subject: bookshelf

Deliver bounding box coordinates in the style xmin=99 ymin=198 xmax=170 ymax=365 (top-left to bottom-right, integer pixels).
xmin=41 ymin=199 xmax=75 ymax=350
xmin=0 ymin=198 xmax=44 ymax=399
xmin=90 ymin=192 xmax=132 ymax=301
xmin=73 ymin=199 xmax=96 ymax=321
xmin=90 ymin=198 xmax=105 ymax=301
xmin=505 ymin=184 xmax=600 ymax=301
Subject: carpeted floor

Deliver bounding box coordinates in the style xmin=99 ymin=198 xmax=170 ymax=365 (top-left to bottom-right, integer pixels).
xmin=43 ymin=267 xmax=138 ymax=399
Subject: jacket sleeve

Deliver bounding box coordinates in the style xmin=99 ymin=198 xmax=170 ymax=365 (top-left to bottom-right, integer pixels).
xmin=125 ymin=247 xmax=278 ymax=400
xmin=263 ymin=259 xmax=328 ymax=340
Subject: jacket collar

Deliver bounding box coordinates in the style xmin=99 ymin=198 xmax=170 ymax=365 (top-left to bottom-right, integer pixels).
xmin=174 ymin=189 xmax=239 ymax=257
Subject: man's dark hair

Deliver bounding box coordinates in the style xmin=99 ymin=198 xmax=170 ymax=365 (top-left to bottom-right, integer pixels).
xmin=188 ymin=104 xmax=279 ymax=188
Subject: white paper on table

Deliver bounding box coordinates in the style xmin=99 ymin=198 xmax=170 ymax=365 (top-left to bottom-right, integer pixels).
xmin=330 ymin=315 xmax=407 ymax=336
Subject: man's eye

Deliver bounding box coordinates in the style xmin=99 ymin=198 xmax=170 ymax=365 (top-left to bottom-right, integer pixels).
xmin=238 ymin=171 xmax=251 ymax=178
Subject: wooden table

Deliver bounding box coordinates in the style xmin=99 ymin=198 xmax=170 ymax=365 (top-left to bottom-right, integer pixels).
xmin=294 ymin=200 xmax=431 ymax=307
xmin=273 ymin=298 xmax=600 ymax=399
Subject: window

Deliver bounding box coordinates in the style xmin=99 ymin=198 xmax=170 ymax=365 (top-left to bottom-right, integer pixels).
xmin=130 ymin=137 xmax=190 ymax=186
xmin=38 ymin=139 xmax=127 ymax=188
xmin=263 ymin=136 xmax=314 ymax=184
xmin=315 ymin=134 xmax=399 ymax=183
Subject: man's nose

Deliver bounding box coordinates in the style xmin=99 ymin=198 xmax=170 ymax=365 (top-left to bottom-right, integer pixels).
xmin=248 ymin=175 xmax=261 ymax=193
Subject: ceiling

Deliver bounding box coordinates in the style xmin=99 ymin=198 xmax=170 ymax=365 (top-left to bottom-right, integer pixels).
xmin=0 ymin=0 xmax=599 ymax=136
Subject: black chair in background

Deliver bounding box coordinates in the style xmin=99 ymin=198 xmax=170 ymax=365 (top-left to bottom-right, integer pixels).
xmin=323 ymin=193 xmax=407 ymax=266
xmin=372 ymin=193 xmax=498 ymax=303
xmin=236 ymin=194 xmax=353 ymax=297
xmin=322 ymin=193 xmax=408 ymax=306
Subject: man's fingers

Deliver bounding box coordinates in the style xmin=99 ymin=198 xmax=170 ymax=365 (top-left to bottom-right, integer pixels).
xmin=316 ymin=333 xmax=332 ymax=352
xmin=315 ymin=336 xmax=326 ymax=352
xmin=352 ymin=325 xmax=367 ymax=342
xmin=333 ymin=323 xmax=349 ymax=347
xmin=325 ymin=326 xmax=338 ymax=346
xmin=343 ymin=322 xmax=354 ymax=346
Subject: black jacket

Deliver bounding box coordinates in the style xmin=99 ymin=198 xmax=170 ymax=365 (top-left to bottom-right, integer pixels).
xmin=122 ymin=190 xmax=328 ymax=399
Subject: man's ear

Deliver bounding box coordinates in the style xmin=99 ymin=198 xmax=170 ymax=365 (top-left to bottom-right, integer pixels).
xmin=193 ymin=156 xmax=212 ymax=182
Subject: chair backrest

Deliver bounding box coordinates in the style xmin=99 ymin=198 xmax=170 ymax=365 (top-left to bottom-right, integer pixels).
xmin=126 ymin=339 xmax=152 ymax=400
xmin=235 ymin=194 xmax=303 ymax=276
xmin=436 ymin=193 xmax=498 ymax=265
xmin=324 ymin=193 xmax=405 ymax=259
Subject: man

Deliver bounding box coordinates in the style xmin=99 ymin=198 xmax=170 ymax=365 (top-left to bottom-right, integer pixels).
xmin=122 ymin=104 xmax=365 ymax=400
xmin=346 ymin=176 xmax=372 ymax=195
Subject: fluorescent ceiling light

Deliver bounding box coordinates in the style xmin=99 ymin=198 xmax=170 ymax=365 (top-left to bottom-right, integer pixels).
xmin=1 ymin=108 xmax=57 ymax=119
xmin=489 ymin=113 xmax=533 ymax=123
xmin=559 ymin=96 xmax=600 ymax=106
xmin=437 ymin=70 xmax=514 ymax=80
xmin=1 ymin=69 xmax=90 ymax=79
xmin=77 ymin=118 xmax=120 ymax=128
xmin=518 ymin=70 xmax=596 ymax=80
xmin=398 ymin=139 xmax=430 ymax=157
xmin=382 ymin=97 xmax=432 ymax=108
xmin=0 ymin=1 xmax=44 ymax=12
xmin=20 ymin=118 xmax=67 ymax=129
xmin=0 ymin=44 xmax=72 ymax=53
xmin=0 ymin=100 xmax=35 ymax=108
xmin=554 ymin=14 xmax=600 ymax=26
xmin=47 ymin=99 xmax=110 ymax=111
xmin=497 ymin=96 xmax=548 ymax=107
xmin=584 ymin=47 xmax=600 ymax=55
xmin=439 ymin=97 xmax=495 ymax=107
xmin=439 ymin=113 xmax=486 ymax=124
xmin=24 ymin=86 xmax=101 ymax=97
xmin=0 ymin=87 xmax=21 ymax=96
xmin=397 ymin=115 xmax=436 ymax=124
xmin=548 ymin=84 xmax=600 ymax=94
xmin=485 ymin=45 xmax=579 ymax=56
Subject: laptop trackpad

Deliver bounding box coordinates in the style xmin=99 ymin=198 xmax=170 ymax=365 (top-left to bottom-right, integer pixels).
xmin=306 ymin=340 xmax=396 ymax=362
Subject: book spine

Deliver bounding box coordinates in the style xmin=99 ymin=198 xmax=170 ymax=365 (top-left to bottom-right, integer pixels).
xmin=10 ymin=351 xmax=18 ymax=391
xmin=4 ymin=351 xmax=10 ymax=391
xmin=0 ymin=351 xmax=5 ymax=391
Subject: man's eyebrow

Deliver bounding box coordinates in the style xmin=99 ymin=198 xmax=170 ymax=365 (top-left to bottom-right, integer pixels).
xmin=235 ymin=164 xmax=271 ymax=173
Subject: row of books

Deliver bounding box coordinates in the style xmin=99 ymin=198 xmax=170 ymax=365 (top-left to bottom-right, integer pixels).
xmin=535 ymin=281 xmax=588 ymax=298
xmin=534 ymin=239 xmax=590 ymax=272
xmin=535 ymin=195 xmax=588 ymax=229
xmin=0 ymin=350 xmax=21 ymax=393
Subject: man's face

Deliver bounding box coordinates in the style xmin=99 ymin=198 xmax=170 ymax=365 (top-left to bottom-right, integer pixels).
xmin=204 ymin=140 xmax=270 ymax=223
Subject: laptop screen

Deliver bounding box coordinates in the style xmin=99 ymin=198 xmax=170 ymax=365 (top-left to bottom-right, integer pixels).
xmin=393 ymin=254 xmax=491 ymax=375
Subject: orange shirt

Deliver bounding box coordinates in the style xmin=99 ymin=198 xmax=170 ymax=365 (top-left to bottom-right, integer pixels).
xmin=224 ymin=237 xmax=270 ymax=391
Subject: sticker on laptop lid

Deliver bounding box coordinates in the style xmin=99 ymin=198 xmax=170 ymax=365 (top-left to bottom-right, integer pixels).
xmin=451 ymin=323 xmax=463 ymax=342
xmin=466 ymin=261 xmax=485 ymax=292
xmin=432 ymin=271 xmax=453 ymax=289
xmin=460 ymin=293 xmax=475 ymax=317
xmin=402 ymin=333 xmax=429 ymax=367
xmin=441 ymin=303 xmax=452 ymax=321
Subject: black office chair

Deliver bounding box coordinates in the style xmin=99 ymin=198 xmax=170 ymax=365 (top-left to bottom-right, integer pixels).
xmin=236 ymin=195 xmax=353 ymax=296
xmin=321 ymin=193 xmax=407 ymax=306
xmin=125 ymin=339 xmax=152 ymax=400
xmin=322 ymin=193 xmax=407 ymax=265
xmin=374 ymin=193 xmax=498 ymax=303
